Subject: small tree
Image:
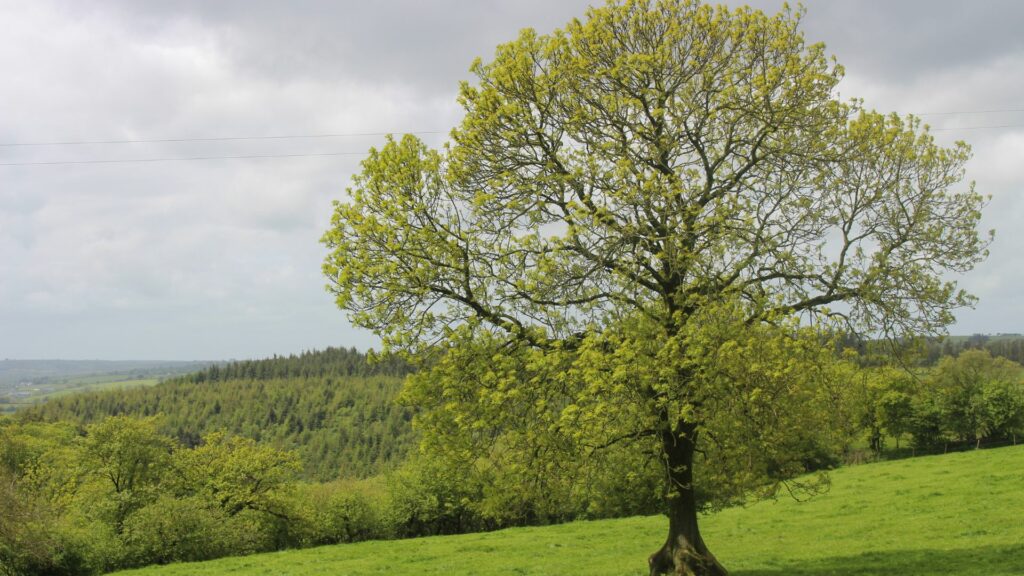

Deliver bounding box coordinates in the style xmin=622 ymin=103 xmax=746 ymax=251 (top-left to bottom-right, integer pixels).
xmin=322 ymin=1 xmax=988 ymax=573
xmin=170 ymin=432 xmax=300 ymax=518
xmin=908 ymin=392 xmax=946 ymax=453
xmin=982 ymin=377 xmax=1024 ymax=445
xmin=878 ymin=388 xmax=915 ymax=450
xmin=850 ymin=368 xmax=916 ymax=453
xmin=82 ymin=416 xmax=173 ymax=532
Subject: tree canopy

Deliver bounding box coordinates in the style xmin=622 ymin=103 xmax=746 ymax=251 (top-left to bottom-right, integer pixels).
xmin=322 ymin=1 xmax=989 ymax=574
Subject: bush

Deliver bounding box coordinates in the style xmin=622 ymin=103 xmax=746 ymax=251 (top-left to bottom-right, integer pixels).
xmin=121 ymin=496 xmax=232 ymax=566
xmin=292 ymin=481 xmax=387 ymax=546
xmin=1 ymin=467 xmax=127 ymax=576
xmin=383 ymin=457 xmax=484 ymax=538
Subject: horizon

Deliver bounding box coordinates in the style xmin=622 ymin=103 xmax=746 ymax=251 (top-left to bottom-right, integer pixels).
xmin=6 ymin=332 xmax=1024 ymax=363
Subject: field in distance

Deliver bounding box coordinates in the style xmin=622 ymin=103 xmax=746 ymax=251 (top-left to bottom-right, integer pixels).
xmin=112 ymin=444 xmax=1024 ymax=576
xmin=0 ymin=359 xmax=211 ymax=413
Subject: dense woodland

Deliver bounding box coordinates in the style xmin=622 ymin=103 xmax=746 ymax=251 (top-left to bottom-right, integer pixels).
xmin=18 ymin=348 xmax=414 ymax=480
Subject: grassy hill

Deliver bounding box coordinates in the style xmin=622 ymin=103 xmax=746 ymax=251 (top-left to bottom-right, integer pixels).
xmin=111 ymin=444 xmax=1024 ymax=576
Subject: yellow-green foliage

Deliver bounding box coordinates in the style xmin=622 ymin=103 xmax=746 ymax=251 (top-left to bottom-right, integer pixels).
xmin=405 ymin=306 xmax=849 ymax=515
xmin=0 ymin=418 xmax=303 ymax=575
xmin=322 ymin=0 xmax=988 ymax=570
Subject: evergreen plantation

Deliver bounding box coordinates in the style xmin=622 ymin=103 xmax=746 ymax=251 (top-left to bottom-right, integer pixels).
xmin=17 ymin=348 xmax=416 ymax=480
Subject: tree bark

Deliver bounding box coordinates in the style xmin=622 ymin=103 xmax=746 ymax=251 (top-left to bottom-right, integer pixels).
xmin=649 ymin=423 xmax=728 ymax=576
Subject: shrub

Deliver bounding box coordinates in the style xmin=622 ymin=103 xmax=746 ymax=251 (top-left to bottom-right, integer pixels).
xmin=291 ymin=481 xmax=387 ymax=546
xmin=121 ymin=495 xmax=232 ymax=566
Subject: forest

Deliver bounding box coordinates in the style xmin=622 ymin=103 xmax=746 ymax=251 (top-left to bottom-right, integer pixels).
xmin=17 ymin=348 xmax=414 ymax=480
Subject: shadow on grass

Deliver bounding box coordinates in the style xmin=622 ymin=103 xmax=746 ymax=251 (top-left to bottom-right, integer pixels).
xmin=733 ymin=544 xmax=1024 ymax=576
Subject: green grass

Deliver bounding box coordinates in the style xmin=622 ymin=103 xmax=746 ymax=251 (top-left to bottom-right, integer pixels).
xmin=44 ymin=377 xmax=160 ymax=397
xmin=0 ymin=378 xmax=159 ymax=412
xmin=113 ymin=445 xmax=1024 ymax=576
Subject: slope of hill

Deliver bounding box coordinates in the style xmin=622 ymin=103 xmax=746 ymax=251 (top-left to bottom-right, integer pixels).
xmin=111 ymin=444 xmax=1024 ymax=576
xmin=16 ymin=348 xmax=416 ymax=480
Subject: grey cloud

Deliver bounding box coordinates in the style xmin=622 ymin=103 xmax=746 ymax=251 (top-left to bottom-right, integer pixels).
xmin=799 ymin=0 xmax=1024 ymax=81
xmin=1 ymin=0 xmax=1021 ymax=359
xmin=79 ymin=0 xmax=595 ymax=96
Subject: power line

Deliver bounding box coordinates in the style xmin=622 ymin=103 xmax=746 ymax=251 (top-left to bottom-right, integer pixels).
xmin=1 ymin=110 xmax=1021 ymax=149
xmin=0 ymin=151 xmax=371 ymax=167
xmin=912 ymin=108 xmax=1024 ymax=116
xmin=1 ymin=108 xmax=1022 ymax=148
xmin=0 ymin=130 xmax=446 ymax=148
xmin=1 ymin=123 xmax=1021 ymax=167
xmin=929 ymin=124 xmax=1024 ymax=132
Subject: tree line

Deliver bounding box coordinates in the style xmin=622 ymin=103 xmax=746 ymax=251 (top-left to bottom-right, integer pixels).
xmin=923 ymin=335 xmax=1024 ymax=366
xmin=838 ymin=335 xmax=1024 ymax=368
xmin=176 ymin=346 xmax=411 ymax=383
xmin=17 ymin=345 xmax=1024 ymax=485
xmin=844 ymin=350 xmax=1024 ymax=457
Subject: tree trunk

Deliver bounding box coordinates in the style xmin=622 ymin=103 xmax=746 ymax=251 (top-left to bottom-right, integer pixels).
xmin=869 ymin=428 xmax=883 ymax=455
xmin=649 ymin=423 xmax=728 ymax=576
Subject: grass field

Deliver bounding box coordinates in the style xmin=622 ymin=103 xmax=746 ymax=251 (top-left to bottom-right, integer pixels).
xmin=0 ymin=359 xmax=212 ymax=413
xmin=110 ymin=445 xmax=1024 ymax=576
xmin=0 ymin=377 xmax=159 ymax=412
xmin=44 ymin=377 xmax=160 ymax=397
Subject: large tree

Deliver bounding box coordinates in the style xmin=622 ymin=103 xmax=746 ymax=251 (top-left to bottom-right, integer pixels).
xmin=322 ymin=1 xmax=989 ymax=573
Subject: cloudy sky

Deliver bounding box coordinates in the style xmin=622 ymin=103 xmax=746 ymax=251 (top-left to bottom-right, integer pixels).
xmin=1 ymin=0 xmax=1021 ymax=360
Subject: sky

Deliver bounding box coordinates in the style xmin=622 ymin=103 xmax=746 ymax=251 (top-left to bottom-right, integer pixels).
xmin=1 ymin=0 xmax=1022 ymax=361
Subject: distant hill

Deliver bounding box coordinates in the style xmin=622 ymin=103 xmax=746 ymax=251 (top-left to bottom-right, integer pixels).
xmin=0 ymin=359 xmax=214 ymax=387
xmin=16 ymin=347 xmax=417 ymax=480
xmin=0 ymin=359 xmax=216 ymax=414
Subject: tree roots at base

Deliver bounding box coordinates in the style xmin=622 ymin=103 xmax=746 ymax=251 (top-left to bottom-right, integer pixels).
xmin=648 ymin=536 xmax=728 ymax=576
